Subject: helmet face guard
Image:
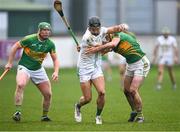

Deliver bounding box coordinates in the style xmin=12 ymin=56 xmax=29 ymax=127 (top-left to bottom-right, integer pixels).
xmin=88 ymin=16 xmax=101 ymax=36
xmin=38 ymin=22 xmax=51 ymax=40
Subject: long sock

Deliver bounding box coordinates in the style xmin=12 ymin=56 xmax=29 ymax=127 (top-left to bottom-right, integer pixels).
xmin=42 ymin=110 xmax=49 ymax=117
xmin=15 ymin=105 xmax=21 ymax=112
xmin=96 ymin=108 xmax=103 ymax=116
xmin=137 ymin=111 xmax=143 ymax=117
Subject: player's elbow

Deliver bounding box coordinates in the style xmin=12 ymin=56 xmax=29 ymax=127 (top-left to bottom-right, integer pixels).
xmin=110 ymin=42 xmax=117 ymax=48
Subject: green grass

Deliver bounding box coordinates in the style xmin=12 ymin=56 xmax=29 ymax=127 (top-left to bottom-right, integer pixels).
xmin=0 ymin=66 xmax=180 ymax=131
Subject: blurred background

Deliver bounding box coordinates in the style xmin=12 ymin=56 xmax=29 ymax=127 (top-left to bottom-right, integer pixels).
xmin=0 ymin=0 xmax=180 ymax=67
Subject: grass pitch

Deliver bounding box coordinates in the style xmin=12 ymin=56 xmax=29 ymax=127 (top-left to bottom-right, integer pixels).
xmin=0 ymin=66 xmax=180 ymax=131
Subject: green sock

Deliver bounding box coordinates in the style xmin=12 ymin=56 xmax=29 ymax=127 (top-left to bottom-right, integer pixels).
xmin=16 ymin=105 xmax=21 ymax=112
xmin=42 ymin=110 xmax=49 ymax=117
xmin=96 ymin=108 xmax=103 ymax=116
xmin=137 ymin=111 xmax=143 ymax=117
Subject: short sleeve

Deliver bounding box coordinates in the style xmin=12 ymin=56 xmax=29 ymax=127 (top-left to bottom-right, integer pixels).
xmin=80 ymin=36 xmax=86 ymax=46
xmin=101 ymin=27 xmax=108 ymax=35
xmin=49 ymin=43 xmax=56 ymax=54
xmin=19 ymin=36 xmax=31 ymax=47
xmin=172 ymin=37 xmax=177 ymax=47
xmin=81 ymin=31 xmax=90 ymax=47
xmin=155 ymin=37 xmax=160 ymax=46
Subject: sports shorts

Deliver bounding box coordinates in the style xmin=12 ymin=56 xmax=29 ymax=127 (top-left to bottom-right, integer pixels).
xmin=78 ymin=66 xmax=103 ymax=83
xmin=125 ymin=56 xmax=150 ymax=77
xmin=17 ymin=65 xmax=49 ymax=84
xmin=158 ymin=56 xmax=174 ymax=66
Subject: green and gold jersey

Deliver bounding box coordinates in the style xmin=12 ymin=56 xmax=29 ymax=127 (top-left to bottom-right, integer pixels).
xmin=112 ymin=32 xmax=145 ymax=64
xmin=19 ymin=34 xmax=56 ymax=70
xmin=102 ymin=54 xmax=108 ymax=61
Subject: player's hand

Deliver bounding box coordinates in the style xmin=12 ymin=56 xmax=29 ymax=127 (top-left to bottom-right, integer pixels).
xmin=174 ymin=56 xmax=179 ymax=64
xmin=52 ymin=72 xmax=58 ymax=81
xmin=77 ymin=46 xmax=81 ymax=52
xmin=5 ymin=63 xmax=12 ymax=70
xmin=151 ymin=57 xmax=156 ymax=65
xmin=119 ymin=23 xmax=129 ymax=31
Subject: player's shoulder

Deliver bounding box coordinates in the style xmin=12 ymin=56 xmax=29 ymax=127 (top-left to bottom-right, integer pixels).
xmin=157 ymin=35 xmax=163 ymax=39
xmin=22 ymin=34 xmax=37 ymax=41
xmin=157 ymin=35 xmax=164 ymax=41
xmin=100 ymin=27 xmax=108 ymax=34
xmin=168 ymin=35 xmax=176 ymax=40
xmin=47 ymin=38 xmax=55 ymax=46
xmin=82 ymin=29 xmax=91 ymax=41
xmin=101 ymin=27 xmax=108 ymax=31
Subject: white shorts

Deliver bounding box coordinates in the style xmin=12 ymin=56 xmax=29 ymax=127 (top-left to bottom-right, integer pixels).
xmin=119 ymin=55 xmax=126 ymax=65
xmin=158 ymin=56 xmax=174 ymax=66
xmin=78 ymin=66 xmax=103 ymax=83
xmin=125 ymin=56 xmax=150 ymax=77
xmin=17 ymin=65 xmax=49 ymax=84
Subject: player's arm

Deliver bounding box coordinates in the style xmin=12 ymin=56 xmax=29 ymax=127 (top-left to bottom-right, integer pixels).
xmin=173 ymin=41 xmax=179 ymax=64
xmin=107 ymin=24 xmax=129 ymax=34
xmin=50 ymin=52 xmax=59 ymax=81
xmin=152 ymin=41 xmax=159 ymax=64
xmin=85 ymin=37 xmax=120 ymax=54
xmin=174 ymin=47 xmax=179 ymax=64
xmin=101 ymin=48 xmax=113 ymax=55
xmin=5 ymin=41 xmax=22 ymax=70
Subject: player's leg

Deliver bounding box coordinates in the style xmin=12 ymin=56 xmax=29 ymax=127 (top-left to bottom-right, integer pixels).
xmin=167 ymin=66 xmax=176 ymax=89
xmin=129 ymin=75 xmax=145 ymax=123
xmin=123 ymin=75 xmax=137 ymax=122
xmin=13 ymin=66 xmax=30 ymax=121
xmin=92 ymin=76 xmax=105 ymax=115
xmin=75 ymin=68 xmax=93 ymax=122
xmin=92 ymin=76 xmax=105 ymax=124
xmin=119 ymin=63 xmax=126 ymax=87
xmin=36 ymin=81 xmax=52 ymax=121
xmin=79 ymin=81 xmax=92 ymax=106
xmin=31 ymin=67 xmax=51 ymax=121
xmin=102 ymin=61 xmax=112 ymax=81
xmin=105 ymin=62 xmax=112 ymax=81
xmin=92 ymin=66 xmax=105 ymax=124
xmin=156 ymin=64 xmax=164 ymax=89
xmin=132 ymin=57 xmax=150 ymax=123
xmin=126 ymin=56 xmax=150 ymax=123
xmin=74 ymin=80 xmax=92 ymax=122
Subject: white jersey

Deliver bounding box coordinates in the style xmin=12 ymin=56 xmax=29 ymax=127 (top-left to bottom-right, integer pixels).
xmin=77 ymin=27 xmax=108 ymax=69
xmin=156 ymin=35 xmax=177 ymax=58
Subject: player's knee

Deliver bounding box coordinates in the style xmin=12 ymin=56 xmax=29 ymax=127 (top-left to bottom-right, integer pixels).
xmin=98 ymin=91 xmax=105 ymax=98
xmin=129 ymin=89 xmax=137 ymax=96
xmin=44 ymin=92 xmax=52 ymax=100
xmin=17 ymin=82 xmax=26 ymax=89
xmin=158 ymin=70 xmax=163 ymax=75
xmin=120 ymin=70 xmax=125 ymax=76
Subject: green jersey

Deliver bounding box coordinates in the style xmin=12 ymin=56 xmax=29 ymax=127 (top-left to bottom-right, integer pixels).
xmin=112 ymin=32 xmax=145 ymax=64
xmin=102 ymin=54 xmax=108 ymax=61
xmin=19 ymin=34 xmax=56 ymax=70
